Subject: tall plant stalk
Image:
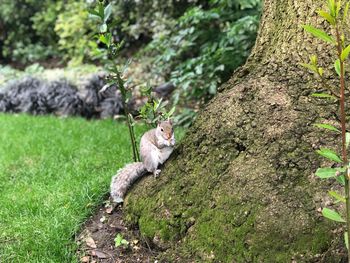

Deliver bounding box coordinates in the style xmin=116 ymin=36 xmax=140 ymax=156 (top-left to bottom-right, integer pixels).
xmin=302 ymin=0 xmax=350 ymax=259
xmin=122 ymin=85 xmax=140 ymax=162
xmin=89 ymin=2 xmax=140 ymax=162
xmin=336 ymin=24 xmax=350 ymax=262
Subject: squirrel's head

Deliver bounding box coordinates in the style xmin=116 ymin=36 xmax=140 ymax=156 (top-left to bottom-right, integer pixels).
xmin=156 ymin=120 xmax=173 ymax=140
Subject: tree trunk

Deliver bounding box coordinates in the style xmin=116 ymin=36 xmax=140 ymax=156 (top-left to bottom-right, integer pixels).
xmin=125 ymin=0 xmax=347 ymax=262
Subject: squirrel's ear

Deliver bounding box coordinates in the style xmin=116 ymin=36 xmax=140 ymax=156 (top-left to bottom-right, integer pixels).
xmin=167 ymin=117 xmax=172 ymax=124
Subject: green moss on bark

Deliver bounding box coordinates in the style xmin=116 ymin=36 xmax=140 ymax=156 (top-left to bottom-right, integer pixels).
xmin=122 ymin=0 xmax=346 ymax=261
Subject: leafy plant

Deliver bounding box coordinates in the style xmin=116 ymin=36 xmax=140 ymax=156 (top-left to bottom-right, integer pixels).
xmin=31 ymin=1 xmax=63 ymax=47
xmin=114 ymin=233 xmax=129 ymax=248
xmin=55 ymin=0 xmax=96 ymax=66
xmin=11 ymin=43 xmax=58 ymax=64
xmin=0 ymin=0 xmax=98 ymax=65
xmin=89 ymin=2 xmax=177 ymax=160
xmin=0 ymin=0 xmax=57 ymax=63
xmin=139 ymin=82 xmax=176 ymax=127
xmin=301 ymin=0 xmax=350 ymax=257
xmin=89 ymin=1 xmax=140 ymax=162
xmin=145 ymin=0 xmax=261 ymax=106
xmin=108 ymin=0 xmax=206 ymax=45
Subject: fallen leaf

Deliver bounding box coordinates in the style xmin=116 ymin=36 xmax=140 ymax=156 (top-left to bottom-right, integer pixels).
xmin=85 ymin=237 xmax=97 ymax=249
xmin=106 ymin=206 xmax=113 ymax=214
xmin=80 ymin=256 xmax=90 ymax=263
xmin=95 ymin=250 xmax=108 ymax=259
xmin=100 ymin=216 xmax=106 ymax=223
xmin=133 ymin=245 xmax=140 ymax=251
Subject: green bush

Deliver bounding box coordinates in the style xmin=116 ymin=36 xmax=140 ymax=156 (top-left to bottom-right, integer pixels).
xmin=145 ymin=0 xmax=261 ymax=104
xmin=55 ymin=0 xmax=96 ymax=66
xmin=0 ymin=0 xmax=48 ymax=62
xmin=110 ymin=0 xmax=207 ymax=46
xmin=11 ymin=43 xmax=58 ymax=65
xmin=31 ymin=1 xmax=63 ymax=47
xmin=0 ymin=0 xmax=95 ymax=65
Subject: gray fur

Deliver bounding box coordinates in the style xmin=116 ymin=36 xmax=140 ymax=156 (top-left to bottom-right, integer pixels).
xmin=110 ymin=121 xmax=175 ymax=203
xmin=110 ymin=162 xmax=147 ymax=203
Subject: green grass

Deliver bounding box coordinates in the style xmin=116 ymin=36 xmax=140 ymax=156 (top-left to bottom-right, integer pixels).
xmin=0 ymin=114 xmax=148 ymax=262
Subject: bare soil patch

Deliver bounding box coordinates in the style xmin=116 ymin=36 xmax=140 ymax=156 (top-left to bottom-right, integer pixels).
xmin=76 ymin=199 xmax=158 ymax=263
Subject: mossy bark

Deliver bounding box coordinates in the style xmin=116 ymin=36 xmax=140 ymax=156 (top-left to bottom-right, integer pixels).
xmin=125 ymin=0 xmax=347 ymax=262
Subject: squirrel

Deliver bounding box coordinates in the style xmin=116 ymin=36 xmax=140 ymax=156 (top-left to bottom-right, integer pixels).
xmin=110 ymin=120 xmax=175 ymax=203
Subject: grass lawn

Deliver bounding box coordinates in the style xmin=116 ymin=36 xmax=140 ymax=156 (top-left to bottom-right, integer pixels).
xmin=0 ymin=114 xmax=148 ymax=262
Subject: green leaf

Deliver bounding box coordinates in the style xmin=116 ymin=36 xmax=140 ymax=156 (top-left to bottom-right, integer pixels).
xmin=140 ymin=83 xmax=152 ymax=96
xmin=105 ymin=33 xmax=112 ymax=48
xmin=99 ymin=34 xmax=107 ymax=45
xmin=98 ymin=3 xmax=105 ymax=19
xmin=88 ymin=9 xmax=102 ymax=20
xmin=311 ymin=93 xmax=337 ymax=99
xmin=168 ymin=106 xmax=176 ymax=117
xmin=154 ymin=98 xmax=163 ymax=112
xmin=316 ymin=148 xmax=342 ymax=163
xmin=99 ymin=33 xmax=112 ymax=48
xmin=317 ymin=10 xmax=336 ymax=25
xmin=313 ymin=123 xmax=340 ymax=132
xmin=128 ymin=113 xmax=135 ymax=126
xmin=346 ymin=133 xmax=350 ymax=148
xmin=335 ymin=59 xmax=341 ymax=76
xmin=114 ymin=234 xmax=123 ymax=247
xmin=121 ymin=58 xmax=132 ymax=75
xmin=121 ymin=239 xmax=129 ymax=245
xmin=302 ymin=25 xmax=336 ymax=45
xmin=329 ymin=191 xmax=346 ymax=203
xmin=322 ymin=207 xmax=346 ymax=222
xmin=328 ymin=0 xmax=336 ymax=16
xmin=310 ymin=55 xmax=318 ymax=65
xmin=315 ymin=167 xmax=338 ymax=178
xmin=336 ymin=0 xmax=341 ymax=17
xmin=345 ymin=232 xmax=349 ymax=250
xmin=341 ymin=44 xmax=350 ymax=61
xmin=114 ymin=233 xmax=128 ymax=247
xmin=343 ymin=2 xmax=350 ymax=22
xmin=336 ymin=175 xmax=346 ymax=185
xmin=300 ymin=63 xmax=317 ymax=73
xmin=318 ymin=67 xmax=324 ymax=76
xmin=99 ymin=23 xmax=107 ymax=33
xmin=104 ymin=3 xmax=112 ymax=22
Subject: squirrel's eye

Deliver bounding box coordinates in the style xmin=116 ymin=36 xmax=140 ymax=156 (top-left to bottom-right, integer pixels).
xmin=161 ymin=128 xmax=164 ymax=132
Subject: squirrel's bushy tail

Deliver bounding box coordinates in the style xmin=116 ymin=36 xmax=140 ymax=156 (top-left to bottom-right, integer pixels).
xmin=110 ymin=162 xmax=148 ymax=203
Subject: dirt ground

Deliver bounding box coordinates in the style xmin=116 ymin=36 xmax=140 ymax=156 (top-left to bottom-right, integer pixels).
xmin=76 ymin=199 xmax=158 ymax=263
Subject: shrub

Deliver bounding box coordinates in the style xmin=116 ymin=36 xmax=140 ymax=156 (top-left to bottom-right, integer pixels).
xmin=0 ymin=0 xmax=95 ymax=65
xmin=145 ymin=0 xmax=261 ymax=105
xmin=0 ymin=0 xmax=45 ymax=62
xmin=55 ymin=0 xmax=95 ymax=66
xmin=109 ymin=0 xmax=207 ymax=46
xmin=11 ymin=43 xmax=58 ymax=64
xmin=31 ymin=1 xmax=63 ymax=47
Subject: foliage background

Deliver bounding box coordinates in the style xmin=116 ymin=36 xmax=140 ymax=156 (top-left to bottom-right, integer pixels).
xmin=0 ymin=0 xmax=261 ymax=126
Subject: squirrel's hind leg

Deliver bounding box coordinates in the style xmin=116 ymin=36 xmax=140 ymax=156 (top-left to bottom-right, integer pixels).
xmin=143 ymin=155 xmax=159 ymax=175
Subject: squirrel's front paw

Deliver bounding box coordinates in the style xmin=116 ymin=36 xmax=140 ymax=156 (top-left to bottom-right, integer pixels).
xmin=154 ymin=169 xmax=161 ymax=178
xmin=170 ymin=138 xmax=176 ymax=146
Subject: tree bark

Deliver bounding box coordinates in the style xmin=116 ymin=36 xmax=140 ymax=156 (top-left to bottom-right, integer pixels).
xmin=125 ymin=0 xmax=347 ymax=262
